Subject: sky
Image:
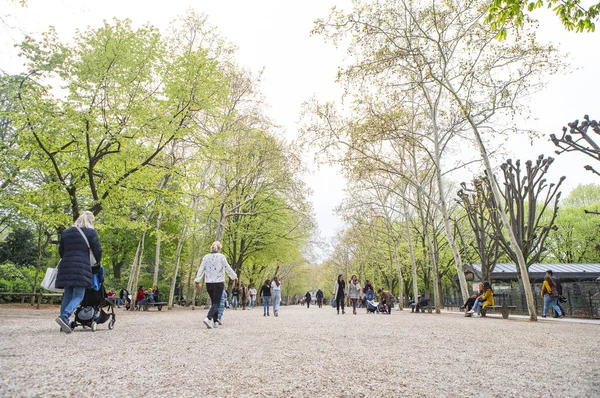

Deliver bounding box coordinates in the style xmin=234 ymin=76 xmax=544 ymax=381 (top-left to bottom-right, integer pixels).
xmin=1 ymin=0 xmax=599 ymax=244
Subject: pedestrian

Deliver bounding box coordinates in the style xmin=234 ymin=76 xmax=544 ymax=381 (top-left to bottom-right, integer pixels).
xmin=377 ymin=289 xmax=393 ymax=314
xmin=305 ymin=291 xmax=312 ymax=308
xmin=546 ymin=270 xmax=565 ymax=318
xmin=231 ymin=282 xmax=240 ymax=310
xmin=541 ymin=275 xmax=564 ymax=318
xmin=54 ymin=211 xmax=103 ymax=333
xmin=194 ymin=241 xmax=238 ymax=329
xmin=271 ymin=276 xmax=282 ymax=317
xmin=217 ymin=289 xmax=227 ymax=326
xmin=348 ymin=275 xmax=361 ymax=315
xmin=316 ymin=289 xmax=324 ymax=308
xmin=260 ymin=279 xmax=272 ymax=317
xmin=240 ymin=283 xmax=248 ymax=310
xmin=333 ymin=274 xmax=346 ymax=315
xmin=249 ymin=284 xmax=257 ymax=309
xmin=363 ymin=280 xmax=374 ymax=294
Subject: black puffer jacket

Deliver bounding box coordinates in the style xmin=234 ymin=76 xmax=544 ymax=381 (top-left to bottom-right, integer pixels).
xmin=56 ymin=227 xmax=102 ymax=288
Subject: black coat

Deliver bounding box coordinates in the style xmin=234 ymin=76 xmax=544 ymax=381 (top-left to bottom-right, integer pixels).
xmin=56 ymin=226 xmax=102 ymax=288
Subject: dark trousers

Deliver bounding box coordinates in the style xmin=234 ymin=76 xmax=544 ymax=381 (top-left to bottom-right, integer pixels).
xmin=463 ymin=297 xmax=476 ymax=311
xmin=336 ymin=295 xmax=345 ymax=312
xmin=206 ymin=282 xmax=224 ymax=322
xmin=306 ymin=301 xmax=310 ymax=308
xmin=317 ymin=298 xmax=322 ymax=308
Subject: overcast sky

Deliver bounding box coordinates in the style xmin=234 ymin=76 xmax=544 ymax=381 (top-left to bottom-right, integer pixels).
xmin=1 ymin=0 xmax=599 ymax=242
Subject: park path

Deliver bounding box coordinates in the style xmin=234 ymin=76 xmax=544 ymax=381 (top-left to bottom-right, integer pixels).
xmin=0 ymin=303 xmax=598 ymax=397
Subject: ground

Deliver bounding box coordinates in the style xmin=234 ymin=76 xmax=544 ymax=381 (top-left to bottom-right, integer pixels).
xmin=0 ymin=303 xmax=598 ymax=397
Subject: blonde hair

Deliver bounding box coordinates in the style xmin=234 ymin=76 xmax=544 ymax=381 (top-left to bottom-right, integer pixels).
xmin=74 ymin=211 xmax=95 ymax=229
xmin=210 ymin=241 xmax=222 ymax=253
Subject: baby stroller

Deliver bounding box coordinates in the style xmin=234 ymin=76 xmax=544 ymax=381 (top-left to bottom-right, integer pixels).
xmin=70 ymin=266 xmax=115 ymax=332
xmin=365 ymin=290 xmax=378 ymax=314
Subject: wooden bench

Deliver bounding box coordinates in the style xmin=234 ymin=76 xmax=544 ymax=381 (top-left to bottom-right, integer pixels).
xmin=481 ymin=304 xmax=518 ymax=319
xmin=141 ymin=301 xmax=167 ymax=311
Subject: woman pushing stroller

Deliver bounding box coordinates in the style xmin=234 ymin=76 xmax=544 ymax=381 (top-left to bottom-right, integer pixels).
xmin=54 ymin=211 xmax=102 ymax=334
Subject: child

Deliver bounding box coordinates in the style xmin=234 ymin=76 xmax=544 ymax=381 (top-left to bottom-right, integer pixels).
xmin=217 ymin=289 xmax=227 ymax=326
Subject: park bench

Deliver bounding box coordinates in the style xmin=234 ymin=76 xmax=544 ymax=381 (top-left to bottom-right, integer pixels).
xmin=480 ymin=293 xmax=517 ymax=319
xmin=141 ymin=301 xmax=167 ymax=311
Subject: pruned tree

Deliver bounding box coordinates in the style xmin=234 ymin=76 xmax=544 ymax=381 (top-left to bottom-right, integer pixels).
xmin=551 ymin=116 xmax=600 ymax=177
xmin=457 ymin=178 xmax=502 ymax=281
xmin=483 ymin=156 xmax=565 ymax=276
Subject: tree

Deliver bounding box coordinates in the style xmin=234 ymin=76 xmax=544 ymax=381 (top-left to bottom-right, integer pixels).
xmin=6 ymin=18 xmax=226 ymax=222
xmin=483 ymin=156 xmax=565 ymax=271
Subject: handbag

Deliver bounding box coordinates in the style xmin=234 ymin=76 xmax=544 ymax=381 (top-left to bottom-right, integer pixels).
xmin=75 ymin=226 xmax=98 ymax=267
xmin=41 ymin=260 xmax=63 ymax=292
xmin=559 ymin=295 xmax=568 ymax=303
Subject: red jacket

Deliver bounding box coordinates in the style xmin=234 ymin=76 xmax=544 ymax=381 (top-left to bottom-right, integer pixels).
xmin=136 ymin=289 xmax=145 ymax=301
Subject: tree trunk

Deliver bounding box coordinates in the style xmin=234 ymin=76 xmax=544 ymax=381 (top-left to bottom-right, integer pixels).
xmin=127 ymin=231 xmax=146 ymax=308
xmin=393 ymin=238 xmax=404 ymax=310
xmin=427 ymin=88 xmax=470 ymax=303
xmin=403 ymin=200 xmax=420 ymax=305
xmin=168 ymin=224 xmax=188 ymax=309
xmin=153 ymin=211 xmax=163 ymax=288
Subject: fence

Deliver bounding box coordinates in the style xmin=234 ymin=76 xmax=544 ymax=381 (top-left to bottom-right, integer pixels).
xmin=0 ymin=292 xmax=63 ymax=309
xmin=442 ymin=281 xmax=600 ymax=319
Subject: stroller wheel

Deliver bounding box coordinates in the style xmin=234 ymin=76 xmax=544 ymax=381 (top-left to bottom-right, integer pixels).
xmin=108 ymin=319 xmax=115 ymax=330
xmin=91 ymin=322 xmax=97 ymax=332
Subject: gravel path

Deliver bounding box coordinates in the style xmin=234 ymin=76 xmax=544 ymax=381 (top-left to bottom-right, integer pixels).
xmin=0 ymin=304 xmax=598 ymax=397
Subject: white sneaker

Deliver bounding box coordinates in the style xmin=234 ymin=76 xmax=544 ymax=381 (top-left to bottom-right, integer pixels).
xmin=203 ymin=317 xmax=213 ymax=329
xmin=467 ymin=309 xmax=475 ymax=314
xmin=474 ymin=313 xmax=481 ymax=318
xmin=212 ymin=320 xmax=219 ymax=329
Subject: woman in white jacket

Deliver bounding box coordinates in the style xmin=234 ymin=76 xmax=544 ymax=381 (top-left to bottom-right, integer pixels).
xmin=271 ymin=276 xmax=282 ymax=317
xmin=194 ymin=241 xmax=237 ymax=329
xmin=347 ymin=275 xmax=361 ymax=315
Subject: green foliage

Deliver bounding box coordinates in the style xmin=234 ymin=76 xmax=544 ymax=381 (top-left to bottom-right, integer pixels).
xmin=486 ymin=0 xmax=600 ymax=38
xmin=562 ymin=183 xmax=600 ymax=207
xmin=0 ymin=228 xmax=37 ymax=266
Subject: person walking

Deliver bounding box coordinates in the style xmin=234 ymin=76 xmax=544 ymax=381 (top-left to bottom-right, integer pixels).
xmin=271 ymin=276 xmax=282 ymax=317
xmin=194 ymin=241 xmax=238 ymax=329
xmin=304 ymin=291 xmax=312 ymax=309
xmin=541 ymin=275 xmax=564 ymax=318
xmin=240 ymin=283 xmax=248 ymax=310
xmin=260 ymin=279 xmax=272 ymax=316
xmin=348 ymin=275 xmax=361 ymax=315
xmin=231 ymin=283 xmax=240 ymax=310
xmin=248 ymin=284 xmax=257 ymax=309
xmin=333 ymin=274 xmax=346 ymax=315
xmin=316 ymin=289 xmax=324 ymax=308
xmin=54 ymin=211 xmax=103 ymax=333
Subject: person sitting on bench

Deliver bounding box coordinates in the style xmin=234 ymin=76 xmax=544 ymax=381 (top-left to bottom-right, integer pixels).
xmin=468 ymin=282 xmax=494 ymax=317
xmin=412 ymin=294 xmax=430 ymax=313
xmin=461 ymin=283 xmax=484 ymax=316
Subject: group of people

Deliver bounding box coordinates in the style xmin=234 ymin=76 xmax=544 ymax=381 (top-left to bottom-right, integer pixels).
xmin=461 ymin=269 xmax=564 ymax=318
xmin=300 ymin=275 xmax=393 ymax=315
xmin=52 ymin=211 xmax=569 ymax=334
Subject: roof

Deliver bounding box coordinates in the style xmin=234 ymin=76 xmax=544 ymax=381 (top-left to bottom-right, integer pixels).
xmin=465 ymin=263 xmax=600 ymax=281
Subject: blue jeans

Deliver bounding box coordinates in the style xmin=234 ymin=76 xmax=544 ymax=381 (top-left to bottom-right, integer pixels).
xmin=272 ymin=291 xmax=281 ymax=313
xmin=232 ymin=296 xmax=238 ymax=309
xmin=543 ymin=294 xmax=562 ymax=316
xmin=249 ymin=296 xmax=255 ymax=308
xmin=263 ymin=296 xmax=271 ymax=314
xmin=472 ymin=298 xmax=482 ymax=315
xmin=60 ymin=287 xmax=86 ymax=319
